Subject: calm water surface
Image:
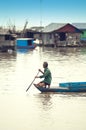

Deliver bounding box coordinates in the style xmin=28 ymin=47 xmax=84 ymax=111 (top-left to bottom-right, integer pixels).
xmin=0 ymin=47 xmax=86 ymax=130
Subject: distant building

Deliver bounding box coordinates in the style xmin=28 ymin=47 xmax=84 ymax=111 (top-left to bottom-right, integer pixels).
xmin=25 ymin=23 xmax=86 ymax=47
xmin=41 ymin=23 xmax=82 ymax=47
xmin=0 ymin=28 xmax=16 ymax=52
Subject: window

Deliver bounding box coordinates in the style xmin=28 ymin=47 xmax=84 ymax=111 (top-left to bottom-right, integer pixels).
xmin=59 ymin=33 xmax=66 ymax=41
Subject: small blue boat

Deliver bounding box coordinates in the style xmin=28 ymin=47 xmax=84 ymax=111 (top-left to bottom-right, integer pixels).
xmin=16 ymin=38 xmax=36 ymax=49
xmin=34 ymin=82 xmax=86 ymax=93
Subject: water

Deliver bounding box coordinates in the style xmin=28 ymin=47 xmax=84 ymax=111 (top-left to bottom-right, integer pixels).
xmin=0 ymin=47 xmax=86 ymax=130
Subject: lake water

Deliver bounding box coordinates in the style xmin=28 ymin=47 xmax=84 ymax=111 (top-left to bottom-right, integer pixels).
xmin=0 ymin=46 xmax=86 ymax=130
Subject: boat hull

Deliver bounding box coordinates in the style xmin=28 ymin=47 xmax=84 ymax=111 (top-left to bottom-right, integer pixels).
xmin=16 ymin=45 xmax=36 ymax=49
xmin=34 ymin=84 xmax=86 ymax=93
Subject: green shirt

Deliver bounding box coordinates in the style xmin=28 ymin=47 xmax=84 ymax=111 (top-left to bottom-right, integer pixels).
xmin=39 ymin=68 xmax=52 ymax=84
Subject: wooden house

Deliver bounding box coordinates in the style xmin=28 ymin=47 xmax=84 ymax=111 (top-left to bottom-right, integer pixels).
xmin=41 ymin=23 xmax=82 ymax=47
xmin=0 ymin=28 xmax=16 ymax=52
xmin=53 ymin=23 xmax=82 ymax=47
xmin=42 ymin=23 xmax=66 ymax=46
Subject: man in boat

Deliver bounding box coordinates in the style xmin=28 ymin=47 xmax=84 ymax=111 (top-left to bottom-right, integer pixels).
xmin=34 ymin=62 xmax=52 ymax=88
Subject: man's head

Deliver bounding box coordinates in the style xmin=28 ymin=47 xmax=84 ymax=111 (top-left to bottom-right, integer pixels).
xmin=43 ymin=62 xmax=48 ymax=68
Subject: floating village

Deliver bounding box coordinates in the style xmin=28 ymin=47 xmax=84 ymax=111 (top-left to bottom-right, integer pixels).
xmin=0 ymin=22 xmax=86 ymax=53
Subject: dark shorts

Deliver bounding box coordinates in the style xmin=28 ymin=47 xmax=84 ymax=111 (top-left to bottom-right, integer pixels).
xmin=40 ymin=81 xmax=50 ymax=86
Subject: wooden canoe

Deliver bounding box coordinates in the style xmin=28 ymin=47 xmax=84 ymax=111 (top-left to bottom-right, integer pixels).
xmin=33 ymin=84 xmax=86 ymax=93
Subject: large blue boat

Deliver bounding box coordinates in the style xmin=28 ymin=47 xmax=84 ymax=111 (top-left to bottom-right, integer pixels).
xmin=34 ymin=82 xmax=86 ymax=93
xmin=16 ymin=38 xmax=36 ymax=49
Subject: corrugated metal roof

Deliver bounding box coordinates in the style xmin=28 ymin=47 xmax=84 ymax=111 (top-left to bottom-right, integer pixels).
xmin=43 ymin=23 xmax=67 ymax=32
xmin=43 ymin=23 xmax=86 ymax=33
xmin=54 ymin=23 xmax=82 ymax=33
xmin=72 ymin=23 xmax=86 ymax=29
xmin=29 ymin=26 xmax=44 ymax=32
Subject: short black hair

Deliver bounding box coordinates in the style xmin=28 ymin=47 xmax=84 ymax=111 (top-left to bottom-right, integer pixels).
xmin=43 ymin=62 xmax=48 ymax=68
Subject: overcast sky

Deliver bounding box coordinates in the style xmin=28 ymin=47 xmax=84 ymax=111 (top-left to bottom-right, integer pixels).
xmin=0 ymin=0 xmax=86 ymax=29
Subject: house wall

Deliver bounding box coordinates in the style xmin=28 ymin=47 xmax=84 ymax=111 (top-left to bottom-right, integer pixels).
xmin=0 ymin=35 xmax=15 ymax=47
xmin=34 ymin=34 xmax=39 ymax=39
xmin=0 ymin=35 xmax=5 ymax=42
xmin=66 ymin=33 xmax=81 ymax=46
xmin=42 ymin=33 xmax=54 ymax=46
xmin=81 ymin=30 xmax=86 ymax=40
xmin=42 ymin=32 xmax=81 ymax=47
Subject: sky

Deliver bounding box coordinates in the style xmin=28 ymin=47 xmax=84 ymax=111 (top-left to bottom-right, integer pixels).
xmin=0 ymin=0 xmax=86 ymax=30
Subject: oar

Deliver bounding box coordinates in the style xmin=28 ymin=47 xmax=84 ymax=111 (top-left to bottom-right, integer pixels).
xmin=26 ymin=71 xmax=39 ymax=92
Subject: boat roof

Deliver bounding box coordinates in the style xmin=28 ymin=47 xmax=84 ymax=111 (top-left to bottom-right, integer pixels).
xmin=17 ymin=38 xmax=34 ymax=40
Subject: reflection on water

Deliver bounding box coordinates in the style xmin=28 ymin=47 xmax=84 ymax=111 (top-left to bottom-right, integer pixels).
xmin=0 ymin=47 xmax=86 ymax=130
xmin=17 ymin=49 xmax=30 ymax=53
xmin=35 ymin=93 xmax=53 ymax=111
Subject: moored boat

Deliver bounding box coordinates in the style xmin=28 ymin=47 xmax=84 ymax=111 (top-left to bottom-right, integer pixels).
xmin=16 ymin=38 xmax=36 ymax=49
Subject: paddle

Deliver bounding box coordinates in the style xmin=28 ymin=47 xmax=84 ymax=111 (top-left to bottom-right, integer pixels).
xmin=26 ymin=71 xmax=39 ymax=92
